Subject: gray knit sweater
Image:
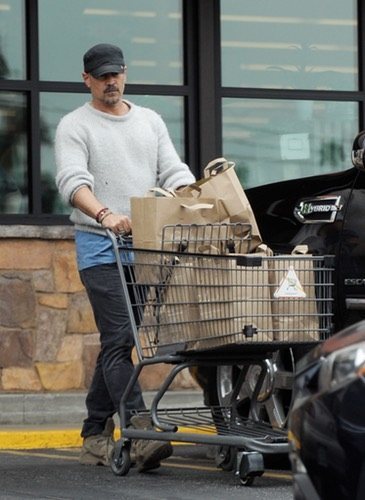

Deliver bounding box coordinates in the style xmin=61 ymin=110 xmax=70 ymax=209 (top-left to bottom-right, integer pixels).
xmin=55 ymin=101 xmax=195 ymax=235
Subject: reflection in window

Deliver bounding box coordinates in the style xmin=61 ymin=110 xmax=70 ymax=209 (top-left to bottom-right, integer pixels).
xmin=222 ymin=98 xmax=358 ymax=188
xmin=0 ymin=0 xmax=25 ymax=79
xmin=38 ymin=0 xmax=183 ymax=84
xmin=40 ymin=93 xmax=185 ymax=214
xmin=221 ymin=0 xmax=357 ymax=90
xmin=130 ymin=95 xmax=185 ymax=158
xmin=0 ymin=93 xmax=27 ymax=213
xmin=40 ymin=94 xmax=87 ymax=214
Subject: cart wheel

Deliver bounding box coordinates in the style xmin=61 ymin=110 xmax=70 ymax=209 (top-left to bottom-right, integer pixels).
xmin=236 ymin=450 xmax=264 ymax=487
xmin=239 ymin=474 xmax=256 ymax=486
xmin=215 ymin=445 xmax=237 ymax=471
xmin=111 ymin=445 xmax=131 ymax=476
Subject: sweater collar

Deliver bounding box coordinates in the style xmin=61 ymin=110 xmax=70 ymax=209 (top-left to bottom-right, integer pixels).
xmin=85 ymin=100 xmax=134 ymax=120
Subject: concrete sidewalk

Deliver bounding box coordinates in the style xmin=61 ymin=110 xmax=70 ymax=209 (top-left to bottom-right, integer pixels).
xmin=0 ymin=390 xmax=204 ymax=450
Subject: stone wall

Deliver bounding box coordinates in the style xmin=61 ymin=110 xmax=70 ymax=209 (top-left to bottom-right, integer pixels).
xmin=0 ymin=226 xmax=197 ymax=393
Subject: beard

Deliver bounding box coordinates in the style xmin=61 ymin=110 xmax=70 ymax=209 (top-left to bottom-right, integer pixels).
xmin=103 ymin=86 xmax=121 ymax=106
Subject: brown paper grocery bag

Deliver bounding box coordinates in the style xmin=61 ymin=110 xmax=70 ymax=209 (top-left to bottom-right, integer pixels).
xmin=270 ymin=246 xmax=320 ymax=342
xmin=192 ymin=255 xmax=272 ymax=349
xmin=138 ymin=252 xmax=273 ymax=353
xmin=131 ymin=191 xmax=228 ymax=250
xmin=177 ymin=158 xmax=262 ymax=251
xmin=154 ymin=260 xmax=201 ymax=349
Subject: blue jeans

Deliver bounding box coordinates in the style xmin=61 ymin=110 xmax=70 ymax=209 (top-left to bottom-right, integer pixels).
xmin=79 ymin=263 xmax=146 ymax=438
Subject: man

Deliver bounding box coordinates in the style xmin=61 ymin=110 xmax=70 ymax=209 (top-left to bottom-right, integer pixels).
xmin=55 ymin=43 xmax=195 ymax=471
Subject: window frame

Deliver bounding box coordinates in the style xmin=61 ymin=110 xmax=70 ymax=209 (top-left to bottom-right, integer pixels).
xmin=0 ymin=0 xmax=364 ymax=224
xmin=0 ymin=0 xmax=201 ymax=225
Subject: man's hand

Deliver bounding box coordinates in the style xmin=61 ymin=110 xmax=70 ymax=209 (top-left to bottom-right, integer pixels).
xmin=101 ymin=213 xmax=132 ymax=235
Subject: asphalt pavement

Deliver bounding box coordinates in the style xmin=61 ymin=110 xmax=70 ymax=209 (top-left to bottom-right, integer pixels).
xmin=0 ymin=390 xmax=293 ymax=499
xmin=0 ymin=446 xmax=293 ymax=500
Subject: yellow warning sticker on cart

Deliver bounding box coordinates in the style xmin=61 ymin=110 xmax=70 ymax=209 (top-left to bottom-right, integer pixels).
xmin=274 ymin=266 xmax=306 ymax=298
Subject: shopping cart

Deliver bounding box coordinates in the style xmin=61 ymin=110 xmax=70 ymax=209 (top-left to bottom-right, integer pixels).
xmin=107 ymin=224 xmax=334 ymax=485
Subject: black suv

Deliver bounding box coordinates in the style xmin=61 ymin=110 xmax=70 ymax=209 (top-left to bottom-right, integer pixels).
xmin=247 ymin=131 xmax=365 ymax=498
xmin=247 ymin=132 xmax=365 ymax=334
xmin=196 ymin=132 xmax=365 ymax=486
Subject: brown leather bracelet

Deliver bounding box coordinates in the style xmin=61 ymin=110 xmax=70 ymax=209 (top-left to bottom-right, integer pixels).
xmin=95 ymin=207 xmax=109 ymax=223
xmin=99 ymin=210 xmax=113 ymax=224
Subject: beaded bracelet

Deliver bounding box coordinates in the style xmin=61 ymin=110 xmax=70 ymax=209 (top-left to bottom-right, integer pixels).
xmin=95 ymin=207 xmax=109 ymax=223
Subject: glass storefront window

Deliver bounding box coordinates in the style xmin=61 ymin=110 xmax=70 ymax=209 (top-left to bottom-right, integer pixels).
xmin=40 ymin=92 xmax=185 ymax=214
xmin=38 ymin=0 xmax=183 ymax=85
xmin=221 ymin=0 xmax=358 ymax=90
xmin=0 ymin=92 xmax=27 ymax=213
xmin=0 ymin=0 xmax=26 ymax=79
xmin=40 ymin=93 xmax=87 ymax=214
xmin=222 ymin=98 xmax=358 ymax=188
xmin=130 ymin=95 xmax=185 ymax=158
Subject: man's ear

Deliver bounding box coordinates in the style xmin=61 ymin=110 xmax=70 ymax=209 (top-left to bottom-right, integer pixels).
xmin=82 ymin=72 xmax=91 ymax=88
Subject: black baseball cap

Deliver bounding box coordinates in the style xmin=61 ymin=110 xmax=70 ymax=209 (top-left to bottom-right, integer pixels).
xmin=83 ymin=43 xmax=125 ymax=78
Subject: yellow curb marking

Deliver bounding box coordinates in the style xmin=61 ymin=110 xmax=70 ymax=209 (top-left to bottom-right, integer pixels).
xmin=0 ymin=429 xmax=83 ymax=449
xmin=0 ymin=426 xmax=214 ymax=450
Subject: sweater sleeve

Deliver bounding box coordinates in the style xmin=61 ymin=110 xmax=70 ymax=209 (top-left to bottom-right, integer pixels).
xmin=153 ymin=113 xmax=196 ymax=189
xmin=55 ymin=115 xmax=94 ymax=205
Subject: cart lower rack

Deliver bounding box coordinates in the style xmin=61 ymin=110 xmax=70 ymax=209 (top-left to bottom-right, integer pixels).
xmin=109 ymin=232 xmax=334 ymax=484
